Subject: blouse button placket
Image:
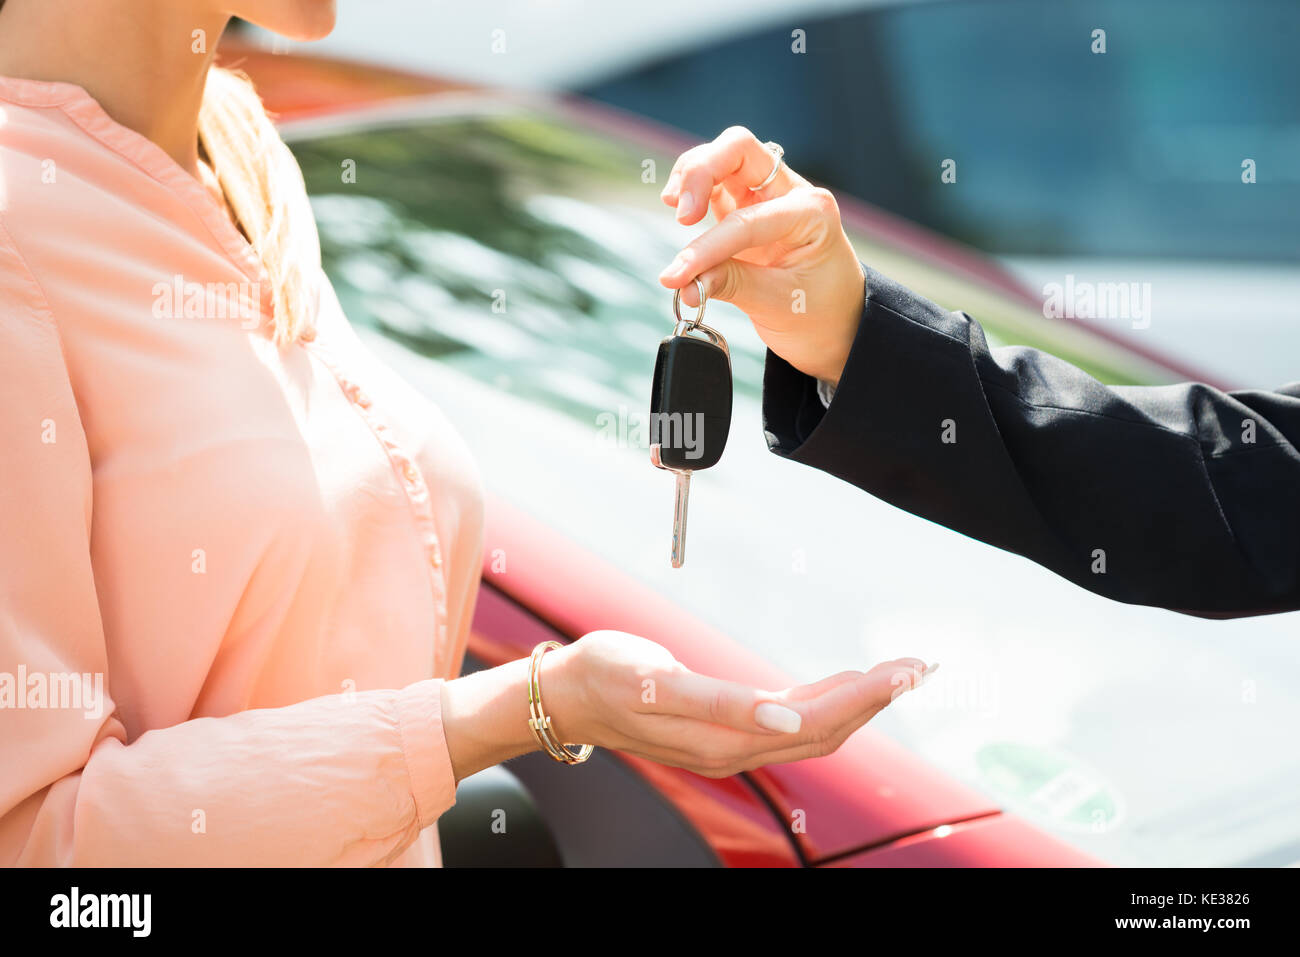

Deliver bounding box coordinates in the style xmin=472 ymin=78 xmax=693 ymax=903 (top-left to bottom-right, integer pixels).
xmin=303 ymin=339 xmax=451 ymax=657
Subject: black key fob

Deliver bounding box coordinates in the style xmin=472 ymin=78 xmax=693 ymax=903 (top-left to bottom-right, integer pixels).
xmin=650 ymin=280 xmax=732 ymax=568
xmin=650 ymin=329 xmax=732 ymax=471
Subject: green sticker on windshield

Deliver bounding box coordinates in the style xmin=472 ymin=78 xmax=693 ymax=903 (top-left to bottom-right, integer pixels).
xmin=976 ymin=742 xmax=1124 ymax=834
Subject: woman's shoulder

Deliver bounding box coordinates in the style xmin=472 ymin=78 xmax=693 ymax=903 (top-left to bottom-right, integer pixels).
xmin=0 ymin=88 xmax=108 ymax=251
xmin=0 ymin=79 xmax=197 ymax=247
xmin=0 ymin=80 xmax=86 ymax=172
xmin=0 ymin=93 xmax=62 ymax=207
xmin=0 ymin=228 xmax=68 ymax=389
xmin=0 ymin=210 xmax=51 ymax=323
xmin=0 ymin=103 xmax=82 ymax=331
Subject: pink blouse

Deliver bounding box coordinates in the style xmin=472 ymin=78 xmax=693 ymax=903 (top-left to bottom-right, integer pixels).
xmin=0 ymin=77 xmax=484 ymax=866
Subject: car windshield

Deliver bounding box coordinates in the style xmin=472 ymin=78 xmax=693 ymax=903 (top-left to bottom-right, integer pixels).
xmin=291 ymin=107 xmax=1300 ymax=867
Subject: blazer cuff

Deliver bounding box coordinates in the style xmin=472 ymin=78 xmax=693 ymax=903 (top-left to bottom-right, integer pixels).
xmin=760 ymin=262 xmax=962 ymax=467
xmin=761 ymin=347 xmax=827 ymax=453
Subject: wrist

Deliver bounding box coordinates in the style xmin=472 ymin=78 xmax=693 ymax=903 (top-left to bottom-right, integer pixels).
xmin=796 ymin=257 xmax=863 ymax=385
xmin=439 ymin=641 xmax=591 ymax=782
xmin=440 ymin=656 xmax=536 ymax=783
xmin=824 ymin=259 xmax=866 ymax=386
xmin=804 ymin=320 xmax=856 ymax=386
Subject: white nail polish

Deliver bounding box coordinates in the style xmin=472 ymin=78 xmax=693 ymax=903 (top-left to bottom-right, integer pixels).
xmin=755 ymin=702 xmax=802 ymax=733
xmin=677 ymin=191 xmax=695 ymax=220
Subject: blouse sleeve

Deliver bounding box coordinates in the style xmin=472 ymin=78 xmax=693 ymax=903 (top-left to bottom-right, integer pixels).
xmin=0 ymin=231 xmax=458 ymax=866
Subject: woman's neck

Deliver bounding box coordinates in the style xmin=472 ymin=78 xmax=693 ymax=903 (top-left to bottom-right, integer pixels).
xmin=0 ymin=0 xmax=230 ymax=177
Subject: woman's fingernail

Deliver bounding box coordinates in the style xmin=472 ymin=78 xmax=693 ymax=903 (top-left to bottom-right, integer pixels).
xmin=919 ymin=662 xmax=940 ymax=685
xmin=755 ymin=702 xmax=802 ymax=733
xmin=676 ymin=191 xmax=695 ymax=221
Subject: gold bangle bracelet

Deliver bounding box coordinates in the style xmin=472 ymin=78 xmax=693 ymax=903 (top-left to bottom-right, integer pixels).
xmin=526 ymin=640 xmax=594 ymax=765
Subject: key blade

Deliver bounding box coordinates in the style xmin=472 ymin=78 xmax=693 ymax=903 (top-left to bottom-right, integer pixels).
xmin=671 ymin=470 xmax=691 ymax=568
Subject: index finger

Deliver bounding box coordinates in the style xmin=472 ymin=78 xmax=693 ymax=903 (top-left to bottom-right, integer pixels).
xmin=658 ymin=190 xmax=817 ymax=290
xmin=662 ymin=126 xmax=805 ymax=225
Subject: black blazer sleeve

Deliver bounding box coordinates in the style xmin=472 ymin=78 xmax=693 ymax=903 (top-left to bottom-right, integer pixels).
xmin=761 ymin=264 xmax=1300 ymax=618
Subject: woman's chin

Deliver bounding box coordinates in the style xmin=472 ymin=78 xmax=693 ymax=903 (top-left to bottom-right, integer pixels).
xmin=259 ymin=1 xmax=338 ymax=43
xmin=289 ymin=23 xmax=336 ymax=43
xmin=288 ymin=14 xmax=337 ymax=43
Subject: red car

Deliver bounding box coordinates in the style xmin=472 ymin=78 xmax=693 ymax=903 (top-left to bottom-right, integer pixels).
xmin=219 ymin=38 xmax=1203 ymax=867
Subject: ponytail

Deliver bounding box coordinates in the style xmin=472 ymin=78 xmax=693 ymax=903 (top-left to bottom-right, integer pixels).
xmin=198 ymin=67 xmax=320 ymax=345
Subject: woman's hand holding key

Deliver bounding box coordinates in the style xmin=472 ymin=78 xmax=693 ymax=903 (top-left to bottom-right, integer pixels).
xmin=658 ymin=126 xmax=866 ymax=387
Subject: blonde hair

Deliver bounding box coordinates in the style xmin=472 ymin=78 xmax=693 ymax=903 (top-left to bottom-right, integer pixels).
xmin=198 ymin=67 xmax=320 ymax=345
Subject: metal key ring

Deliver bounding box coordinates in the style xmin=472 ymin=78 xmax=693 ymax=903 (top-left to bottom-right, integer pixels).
xmin=672 ymin=277 xmax=707 ymax=332
xmin=748 ymin=141 xmax=785 ymax=192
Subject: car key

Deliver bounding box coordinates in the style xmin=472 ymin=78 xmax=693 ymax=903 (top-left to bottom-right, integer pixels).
xmin=649 ymin=278 xmax=732 ymax=568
